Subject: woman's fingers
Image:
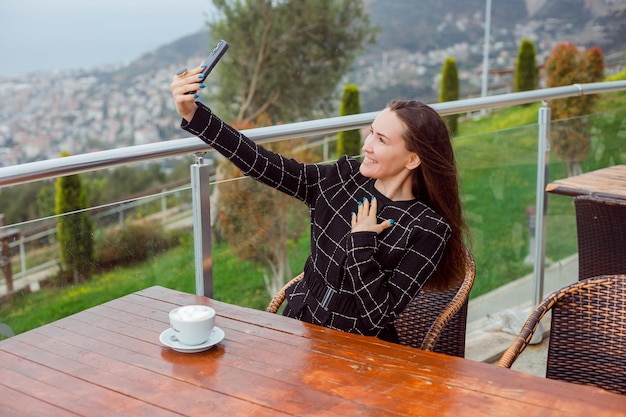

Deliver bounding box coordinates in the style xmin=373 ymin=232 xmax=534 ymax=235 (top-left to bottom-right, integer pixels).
xmin=350 ymin=198 xmax=393 ymax=233
xmin=351 ymin=196 xmax=395 ymax=234
xmin=357 ymin=197 xmax=368 ymax=218
xmin=369 ymin=195 xmax=377 ymax=214
xmin=170 ymin=66 xmax=204 ymax=122
xmin=171 ymin=67 xmax=204 ymax=94
xmin=355 ymin=198 xmax=373 ymax=224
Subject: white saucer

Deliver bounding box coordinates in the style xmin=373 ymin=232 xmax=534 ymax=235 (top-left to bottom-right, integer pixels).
xmin=159 ymin=326 xmax=225 ymax=353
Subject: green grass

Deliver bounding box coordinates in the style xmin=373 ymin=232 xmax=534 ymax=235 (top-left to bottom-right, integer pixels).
xmin=0 ymin=233 xmax=312 ymax=335
xmin=451 ymin=72 xmax=626 ymax=295
xmin=458 ymin=103 xmax=541 ymax=138
xmin=2 ymin=72 xmax=625 ymax=335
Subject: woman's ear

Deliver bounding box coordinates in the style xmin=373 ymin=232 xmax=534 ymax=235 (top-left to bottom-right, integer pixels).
xmin=406 ymin=153 xmax=421 ymax=171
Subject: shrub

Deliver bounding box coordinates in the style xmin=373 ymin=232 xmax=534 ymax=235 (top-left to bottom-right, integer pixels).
xmin=95 ymin=221 xmax=187 ymax=270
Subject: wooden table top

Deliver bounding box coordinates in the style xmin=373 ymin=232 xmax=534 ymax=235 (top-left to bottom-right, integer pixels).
xmin=1 ymin=286 xmax=625 ymax=416
xmin=546 ymin=164 xmax=626 ymax=199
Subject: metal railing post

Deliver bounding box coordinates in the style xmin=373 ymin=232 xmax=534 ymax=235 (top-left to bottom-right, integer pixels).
xmin=190 ymin=153 xmax=213 ymax=298
xmin=533 ymin=101 xmax=551 ymax=306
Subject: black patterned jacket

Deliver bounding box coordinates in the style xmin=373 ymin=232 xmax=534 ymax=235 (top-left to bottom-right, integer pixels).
xmin=182 ymin=103 xmax=451 ymax=342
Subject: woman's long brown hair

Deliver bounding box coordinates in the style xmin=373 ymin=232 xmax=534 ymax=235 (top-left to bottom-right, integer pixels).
xmin=387 ymin=99 xmax=469 ymax=290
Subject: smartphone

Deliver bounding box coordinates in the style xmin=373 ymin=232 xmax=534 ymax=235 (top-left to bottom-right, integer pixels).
xmin=186 ymin=40 xmax=229 ymax=94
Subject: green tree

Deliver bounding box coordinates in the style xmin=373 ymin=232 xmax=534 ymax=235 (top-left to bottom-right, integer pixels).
xmin=88 ymin=164 xmax=167 ymax=205
xmin=582 ymin=47 xmax=605 ymax=85
xmin=515 ymin=39 xmax=537 ymax=92
xmin=0 ymin=182 xmax=43 ymax=223
xmin=439 ymin=56 xmax=459 ymax=135
xmin=207 ymin=0 xmax=376 ymax=292
xmin=216 ymin=117 xmax=315 ymax=296
xmin=55 ymin=152 xmax=94 ymax=283
xmin=36 ymin=182 xmax=55 ymax=218
xmin=208 ymin=0 xmax=377 ymax=123
xmin=546 ymin=43 xmax=605 ymax=177
xmin=336 ymin=84 xmax=362 ymax=158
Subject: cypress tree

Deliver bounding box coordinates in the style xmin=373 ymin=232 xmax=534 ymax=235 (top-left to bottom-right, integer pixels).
xmin=336 ymin=84 xmax=363 ymax=157
xmin=55 ymin=151 xmax=94 ymax=283
xmin=439 ymin=57 xmax=459 ymax=136
xmin=515 ymin=39 xmax=538 ymax=92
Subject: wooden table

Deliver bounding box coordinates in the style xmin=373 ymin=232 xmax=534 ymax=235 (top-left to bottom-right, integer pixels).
xmin=546 ymin=164 xmax=626 ymax=199
xmin=1 ymin=286 xmax=625 ymax=416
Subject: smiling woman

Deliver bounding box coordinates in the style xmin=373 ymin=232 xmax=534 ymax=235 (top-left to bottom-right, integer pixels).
xmin=0 ymin=0 xmax=214 ymax=76
xmin=169 ymin=63 xmax=470 ymax=345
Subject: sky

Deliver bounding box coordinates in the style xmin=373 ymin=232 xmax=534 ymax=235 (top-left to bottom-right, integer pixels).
xmin=0 ymin=0 xmax=216 ymax=77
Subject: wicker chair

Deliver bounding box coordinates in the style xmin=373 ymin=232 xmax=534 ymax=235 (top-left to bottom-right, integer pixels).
xmin=497 ymin=275 xmax=626 ymax=395
xmin=574 ymin=195 xmax=626 ymax=280
xmin=267 ymin=245 xmax=475 ymax=357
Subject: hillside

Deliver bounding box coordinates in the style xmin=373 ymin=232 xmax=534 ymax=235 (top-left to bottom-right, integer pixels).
xmin=120 ymin=0 xmax=625 ymax=111
xmin=364 ymin=0 xmax=625 ymax=55
xmin=364 ymin=0 xmax=527 ymax=54
xmin=122 ymin=0 xmax=626 ymax=77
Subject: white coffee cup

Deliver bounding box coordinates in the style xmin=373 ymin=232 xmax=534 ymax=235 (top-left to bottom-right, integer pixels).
xmin=169 ymin=304 xmax=216 ymax=346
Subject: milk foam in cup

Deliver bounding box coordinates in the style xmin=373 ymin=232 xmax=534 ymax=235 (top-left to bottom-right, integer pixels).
xmin=169 ymin=305 xmax=215 ymax=346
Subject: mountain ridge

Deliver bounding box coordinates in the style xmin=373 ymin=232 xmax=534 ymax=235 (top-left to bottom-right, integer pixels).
xmin=119 ymin=0 xmax=625 ymax=86
xmin=96 ymin=0 xmax=626 ymax=115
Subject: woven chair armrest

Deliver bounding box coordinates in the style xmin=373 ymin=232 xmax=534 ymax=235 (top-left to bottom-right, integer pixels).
xmin=266 ymin=273 xmax=304 ymax=313
xmin=421 ymin=247 xmax=476 ymax=351
xmin=496 ymin=292 xmax=558 ymax=368
xmin=421 ymin=274 xmax=473 ymax=351
xmin=497 ymin=275 xmax=624 ymax=368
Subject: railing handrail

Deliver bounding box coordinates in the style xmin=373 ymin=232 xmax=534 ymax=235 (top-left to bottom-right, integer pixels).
xmin=1 ymin=80 xmax=625 ymax=188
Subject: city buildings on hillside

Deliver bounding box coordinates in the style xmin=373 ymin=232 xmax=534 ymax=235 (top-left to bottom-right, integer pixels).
xmin=0 ymin=15 xmax=622 ymax=167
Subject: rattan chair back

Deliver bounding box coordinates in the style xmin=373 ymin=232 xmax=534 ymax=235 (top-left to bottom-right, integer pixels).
xmin=394 ymin=244 xmax=475 ymax=356
xmin=267 ymin=245 xmax=476 ymax=357
xmin=574 ymin=195 xmax=626 ymax=280
xmin=497 ymin=275 xmax=626 ymax=395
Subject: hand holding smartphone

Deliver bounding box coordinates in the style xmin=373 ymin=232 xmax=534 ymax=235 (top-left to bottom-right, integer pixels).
xmin=186 ymin=40 xmax=229 ymax=95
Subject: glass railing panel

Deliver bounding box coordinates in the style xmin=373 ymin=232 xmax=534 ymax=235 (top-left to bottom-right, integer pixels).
xmin=542 ymin=106 xmax=626 ymax=291
xmin=455 ymin=121 xmax=541 ymax=311
xmin=206 ymin=136 xmax=333 ymax=309
xmin=457 ymin=105 xmax=626 ymax=312
xmin=0 ymin=139 xmax=330 ymax=333
xmin=208 ymin=174 xmax=311 ymax=310
xmin=0 ymin=158 xmax=199 ymax=333
xmin=2 ymin=105 xmax=625 ymax=335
